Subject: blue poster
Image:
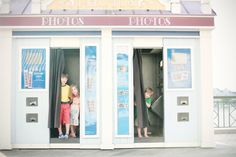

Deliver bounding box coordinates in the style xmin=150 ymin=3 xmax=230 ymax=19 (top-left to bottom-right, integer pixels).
xmin=21 ymin=48 xmax=46 ymax=89
xmin=85 ymin=46 xmax=97 ymax=135
xmin=117 ymin=53 xmax=129 ymax=135
xmin=167 ymin=48 xmax=192 ymax=88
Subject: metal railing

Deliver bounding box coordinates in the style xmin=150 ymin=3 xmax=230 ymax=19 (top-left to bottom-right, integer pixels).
xmin=214 ymin=96 xmax=236 ymax=128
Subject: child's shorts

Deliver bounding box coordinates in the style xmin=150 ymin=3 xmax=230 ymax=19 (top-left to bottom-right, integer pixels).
xmin=60 ymin=103 xmax=71 ymax=124
xmin=70 ymin=104 xmax=80 ymax=126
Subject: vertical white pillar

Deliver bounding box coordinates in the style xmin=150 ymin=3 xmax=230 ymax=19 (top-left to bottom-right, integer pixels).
xmin=0 ymin=29 xmax=12 ymax=150
xmin=201 ymin=0 xmax=212 ymax=14
xmin=31 ymin=0 xmax=41 ymax=14
xmin=200 ymin=30 xmax=215 ymax=147
xmin=0 ymin=0 xmax=10 ymax=14
xmin=100 ymin=28 xmax=114 ymax=149
xmin=171 ymin=0 xmax=181 ymax=14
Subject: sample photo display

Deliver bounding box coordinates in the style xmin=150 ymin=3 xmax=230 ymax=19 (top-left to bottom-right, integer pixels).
xmin=21 ymin=48 xmax=46 ymax=89
xmin=167 ymin=48 xmax=192 ymax=89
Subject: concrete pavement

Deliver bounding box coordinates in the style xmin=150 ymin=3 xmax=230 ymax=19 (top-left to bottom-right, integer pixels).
xmin=1 ymin=133 xmax=236 ymax=157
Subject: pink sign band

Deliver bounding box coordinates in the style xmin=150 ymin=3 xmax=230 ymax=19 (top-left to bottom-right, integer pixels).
xmin=0 ymin=16 xmax=214 ymax=27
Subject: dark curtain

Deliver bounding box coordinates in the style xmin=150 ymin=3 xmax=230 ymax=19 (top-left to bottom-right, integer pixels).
xmin=48 ymin=49 xmax=65 ymax=129
xmin=133 ymin=49 xmax=148 ymax=128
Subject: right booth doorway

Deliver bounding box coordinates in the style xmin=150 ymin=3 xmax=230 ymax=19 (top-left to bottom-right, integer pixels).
xmin=133 ymin=48 xmax=164 ymax=143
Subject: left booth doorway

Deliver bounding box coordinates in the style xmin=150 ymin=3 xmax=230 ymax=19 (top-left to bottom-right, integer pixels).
xmin=49 ymin=48 xmax=80 ymax=143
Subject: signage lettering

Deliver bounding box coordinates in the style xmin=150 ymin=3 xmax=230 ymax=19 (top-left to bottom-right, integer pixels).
xmin=129 ymin=17 xmax=171 ymax=26
xmin=41 ymin=16 xmax=171 ymax=26
xmin=42 ymin=16 xmax=84 ymax=26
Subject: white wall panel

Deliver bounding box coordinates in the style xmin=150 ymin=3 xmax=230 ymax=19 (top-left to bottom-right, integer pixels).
xmin=13 ymin=38 xmax=50 ymax=145
xmin=0 ymin=29 xmax=12 ymax=149
xmin=163 ymin=38 xmax=200 ymax=145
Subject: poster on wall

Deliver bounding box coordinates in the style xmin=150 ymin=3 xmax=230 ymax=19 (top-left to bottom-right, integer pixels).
xmin=21 ymin=48 xmax=46 ymax=89
xmin=167 ymin=48 xmax=192 ymax=89
xmin=117 ymin=53 xmax=129 ymax=135
xmin=85 ymin=46 xmax=97 ymax=136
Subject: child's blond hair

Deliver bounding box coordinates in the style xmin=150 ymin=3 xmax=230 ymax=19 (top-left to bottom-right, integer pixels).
xmin=145 ymin=87 xmax=153 ymax=95
xmin=71 ymin=84 xmax=80 ymax=98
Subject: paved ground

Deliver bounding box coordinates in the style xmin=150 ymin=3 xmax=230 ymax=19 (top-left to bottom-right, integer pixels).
xmin=1 ymin=133 xmax=236 ymax=157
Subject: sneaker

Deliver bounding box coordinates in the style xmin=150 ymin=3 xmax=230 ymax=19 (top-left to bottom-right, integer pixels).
xmin=58 ymin=134 xmax=64 ymax=139
xmin=64 ymin=134 xmax=69 ymax=139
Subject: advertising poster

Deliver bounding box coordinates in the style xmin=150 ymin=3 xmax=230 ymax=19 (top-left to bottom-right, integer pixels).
xmin=167 ymin=48 xmax=192 ymax=89
xmin=21 ymin=48 xmax=46 ymax=89
xmin=117 ymin=53 xmax=129 ymax=135
xmin=85 ymin=46 xmax=97 ymax=135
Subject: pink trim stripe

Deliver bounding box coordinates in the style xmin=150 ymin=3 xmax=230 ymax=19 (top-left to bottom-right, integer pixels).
xmin=0 ymin=16 xmax=214 ymax=27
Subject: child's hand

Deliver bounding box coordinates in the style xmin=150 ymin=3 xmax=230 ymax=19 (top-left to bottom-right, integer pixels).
xmin=146 ymin=103 xmax=151 ymax=108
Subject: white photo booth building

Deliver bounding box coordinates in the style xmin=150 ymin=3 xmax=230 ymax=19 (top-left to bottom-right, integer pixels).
xmin=0 ymin=0 xmax=215 ymax=149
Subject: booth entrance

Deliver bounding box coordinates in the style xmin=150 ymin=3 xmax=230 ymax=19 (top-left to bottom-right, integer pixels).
xmin=133 ymin=48 xmax=164 ymax=143
xmin=49 ymin=48 xmax=81 ymax=144
xmin=48 ymin=42 xmax=100 ymax=146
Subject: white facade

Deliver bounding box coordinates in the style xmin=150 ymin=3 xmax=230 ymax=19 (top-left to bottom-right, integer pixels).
xmin=0 ymin=29 xmax=215 ymax=149
xmin=0 ymin=0 xmax=215 ymax=150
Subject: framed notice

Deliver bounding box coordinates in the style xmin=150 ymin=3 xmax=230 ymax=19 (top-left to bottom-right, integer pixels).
xmin=167 ymin=48 xmax=192 ymax=89
xmin=21 ymin=48 xmax=46 ymax=90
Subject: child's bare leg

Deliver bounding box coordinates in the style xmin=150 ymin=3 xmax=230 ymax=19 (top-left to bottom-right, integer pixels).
xmin=70 ymin=125 xmax=74 ymax=134
xmin=137 ymin=127 xmax=142 ymax=138
xmin=58 ymin=124 xmax=64 ymax=138
xmin=73 ymin=126 xmax=77 ymax=137
xmin=66 ymin=124 xmax=70 ymax=135
xmin=144 ymin=127 xmax=149 ymax=137
xmin=58 ymin=124 xmax=63 ymax=135
xmin=70 ymin=125 xmax=76 ymax=137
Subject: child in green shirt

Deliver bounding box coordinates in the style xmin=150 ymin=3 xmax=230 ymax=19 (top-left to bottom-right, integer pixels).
xmin=136 ymin=87 xmax=154 ymax=138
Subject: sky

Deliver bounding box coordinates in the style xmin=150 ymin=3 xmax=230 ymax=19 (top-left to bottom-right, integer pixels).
xmin=211 ymin=0 xmax=236 ymax=91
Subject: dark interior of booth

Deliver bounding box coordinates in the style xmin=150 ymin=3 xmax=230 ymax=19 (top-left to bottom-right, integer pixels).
xmin=50 ymin=48 xmax=80 ymax=143
xmin=133 ymin=48 xmax=164 ymax=143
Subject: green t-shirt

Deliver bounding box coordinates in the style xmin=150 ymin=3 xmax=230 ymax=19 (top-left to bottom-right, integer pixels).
xmin=145 ymin=97 xmax=152 ymax=105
